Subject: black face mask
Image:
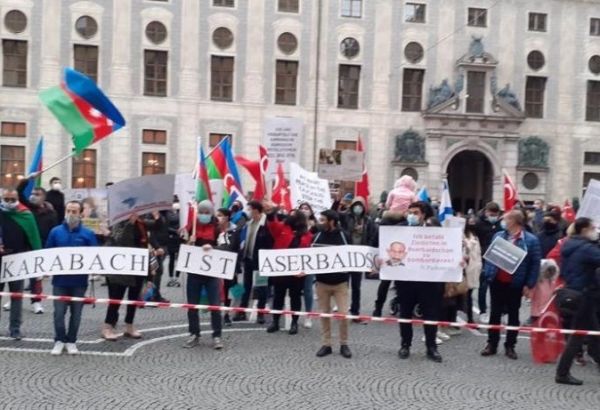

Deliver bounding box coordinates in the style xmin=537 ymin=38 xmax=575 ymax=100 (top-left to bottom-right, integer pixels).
xmin=544 ymin=221 xmax=558 ymax=230
xmin=231 ymin=205 xmax=241 ymax=213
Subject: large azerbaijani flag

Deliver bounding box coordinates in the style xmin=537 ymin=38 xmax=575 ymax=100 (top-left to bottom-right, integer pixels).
xmin=195 ymin=146 xmax=213 ymax=203
xmin=23 ymin=136 xmax=44 ymax=198
xmin=39 ymin=68 xmax=125 ymax=154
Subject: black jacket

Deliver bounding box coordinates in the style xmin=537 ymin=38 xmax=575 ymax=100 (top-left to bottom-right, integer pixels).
xmin=475 ymin=215 xmax=502 ymax=254
xmin=0 ymin=212 xmax=32 ymax=255
xmin=45 ymin=189 xmax=65 ymax=222
xmin=243 ymin=217 xmax=274 ymax=271
xmin=165 ymin=210 xmax=180 ymax=251
xmin=341 ymin=198 xmax=377 ymax=246
xmin=144 ymin=214 xmax=169 ymax=247
xmin=312 ymin=228 xmax=350 ymax=285
xmin=17 ymin=178 xmax=59 ymax=243
xmin=537 ymin=227 xmax=561 ymax=258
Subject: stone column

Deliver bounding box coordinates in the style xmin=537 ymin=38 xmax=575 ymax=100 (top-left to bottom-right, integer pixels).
xmin=370 ymin=0 xmax=391 ymax=110
xmin=110 ymin=0 xmax=132 ymax=95
xmin=179 ymin=0 xmax=200 ymax=98
xmin=243 ymin=0 xmax=265 ymax=103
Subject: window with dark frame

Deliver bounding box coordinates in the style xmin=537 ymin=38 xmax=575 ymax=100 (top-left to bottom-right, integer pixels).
xmin=527 ymin=50 xmax=545 ymax=71
xmin=278 ymin=0 xmax=299 ymax=13
xmin=341 ymin=0 xmax=362 ymax=18
xmin=590 ymin=55 xmax=600 ymax=75
xmin=275 ymin=60 xmax=298 ymax=105
xmin=584 ymin=152 xmax=600 ymax=165
xmin=4 ymin=10 xmax=27 ymax=33
xmin=145 ymin=21 xmax=167 ymax=45
xmin=338 ymin=64 xmax=361 ymax=109
xmin=212 ymin=27 xmax=234 ymax=49
xmin=71 ymin=149 xmax=97 ymax=188
xmin=277 ymin=32 xmax=298 ymax=54
xmin=586 ymin=80 xmax=600 ymax=122
xmin=0 ymin=122 xmax=26 ymax=137
xmin=402 ymin=68 xmax=424 ymax=112
xmin=213 ymin=0 xmax=234 ymax=7
xmin=405 ymin=3 xmax=426 ymax=23
xmin=142 ymin=152 xmax=166 ymax=175
xmin=0 ymin=145 xmax=25 ymax=187
xmin=211 ymin=56 xmax=234 ymax=102
xmin=73 ymin=45 xmax=98 ymax=83
xmin=525 ymin=76 xmax=546 ymax=118
xmin=144 ymin=50 xmax=168 ymax=97
xmin=468 ymin=8 xmax=487 ymax=27
xmin=591 ymin=18 xmax=600 ymax=36
xmin=75 ymin=15 xmax=98 ymax=39
xmin=404 ymin=42 xmax=424 ymax=63
xmin=209 ymin=133 xmax=228 ymax=148
xmin=466 ymin=71 xmax=485 ymax=113
xmin=142 ymin=129 xmax=167 ymax=145
xmin=528 ymin=12 xmax=547 ymax=32
xmin=2 ymin=39 xmax=27 ymax=87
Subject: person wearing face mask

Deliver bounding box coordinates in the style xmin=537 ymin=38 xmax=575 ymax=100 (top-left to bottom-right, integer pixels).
xmin=230 ymin=200 xmax=249 ymax=230
xmin=0 ymin=187 xmax=42 ymax=340
xmin=45 ymin=201 xmax=97 ymax=355
xmin=143 ymin=211 xmax=169 ymax=303
xmin=297 ymin=202 xmax=318 ymax=329
xmin=215 ymin=208 xmax=241 ymax=326
xmin=166 ymin=198 xmax=182 ymax=287
xmin=537 ymin=210 xmax=563 ymax=258
xmin=481 ymin=210 xmax=541 ymax=360
xmin=555 ymin=217 xmax=600 ymax=385
xmin=532 ymin=199 xmax=545 ymax=234
xmin=183 ymin=200 xmax=223 ymax=350
xmin=474 ymin=202 xmax=503 ymax=323
xmin=45 ymin=177 xmax=65 ymax=222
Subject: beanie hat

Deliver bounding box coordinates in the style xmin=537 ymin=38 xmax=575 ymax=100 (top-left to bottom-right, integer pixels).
xmin=197 ymin=200 xmax=214 ymax=214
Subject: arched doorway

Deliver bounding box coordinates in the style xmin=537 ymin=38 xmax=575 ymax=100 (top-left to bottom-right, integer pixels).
xmin=446 ymin=150 xmax=493 ymax=214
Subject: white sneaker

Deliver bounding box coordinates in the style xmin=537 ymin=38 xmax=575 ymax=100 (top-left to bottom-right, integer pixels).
xmin=51 ymin=341 xmax=65 ymax=356
xmin=32 ymin=302 xmax=44 ymax=314
xmin=479 ymin=313 xmax=489 ymax=324
xmin=303 ymin=318 xmax=313 ymax=329
xmin=421 ymin=335 xmax=443 ymax=345
xmin=65 ymin=343 xmax=80 ymax=355
xmin=437 ymin=331 xmax=451 ymax=341
xmin=446 ymin=326 xmax=462 ymax=336
xmin=333 ymin=305 xmax=338 ymax=312
xmin=2 ymin=301 xmax=10 ymax=311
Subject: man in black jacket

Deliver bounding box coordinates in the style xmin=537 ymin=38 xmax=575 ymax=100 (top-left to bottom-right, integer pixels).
xmin=45 ymin=177 xmax=65 ymax=222
xmin=537 ymin=210 xmax=562 ymax=258
xmin=313 ymin=210 xmax=352 ymax=359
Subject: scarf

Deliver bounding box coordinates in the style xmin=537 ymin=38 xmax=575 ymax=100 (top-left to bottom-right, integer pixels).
xmin=3 ymin=203 xmax=42 ymax=250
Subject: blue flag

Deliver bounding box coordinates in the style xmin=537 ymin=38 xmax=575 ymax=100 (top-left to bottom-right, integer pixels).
xmin=438 ymin=179 xmax=454 ymax=224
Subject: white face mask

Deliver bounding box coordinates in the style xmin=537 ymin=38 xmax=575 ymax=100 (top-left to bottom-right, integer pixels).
xmin=52 ymin=182 xmax=63 ymax=191
xmin=172 ymin=203 xmax=180 ymax=211
xmin=0 ymin=199 xmax=18 ymax=211
xmin=587 ymin=230 xmax=599 ymax=242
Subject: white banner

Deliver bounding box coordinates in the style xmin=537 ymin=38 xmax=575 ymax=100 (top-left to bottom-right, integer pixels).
xmin=108 ymin=174 xmax=175 ymax=226
xmin=176 ymin=244 xmax=238 ymax=280
xmin=0 ymin=247 xmax=149 ymax=283
xmin=578 ymin=178 xmax=600 ymax=226
xmin=378 ymin=226 xmax=463 ymax=282
xmin=289 ymin=162 xmax=333 ymax=215
xmin=259 ymin=245 xmax=378 ymax=277
xmin=264 ymin=117 xmax=304 ymax=180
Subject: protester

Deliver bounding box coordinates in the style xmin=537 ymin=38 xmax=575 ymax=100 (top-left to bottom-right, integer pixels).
xmin=312 ymin=210 xmax=352 ymax=358
xmin=555 ymin=217 xmax=600 ymax=385
xmin=144 ymin=211 xmax=169 ymax=302
xmin=537 ymin=209 xmax=562 ymax=258
xmin=266 ymin=210 xmax=312 ymax=335
xmin=235 ymin=200 xmax=273 ymax=324
xmin=183 ymin=200 xmax=223 ymax=350
xmin=166 ymin=198 xmax=181 ymax=287
xmin=45 ymin=177 xmax=65 ymax=222
xmin=0 ymin=187 xmax=42 ymax=340
xmin=546 ymin=223 xmax=575 ymax=266
xmin=230 ymin=200 xmax=248 ymax=230
xmin=215 ymin=208 xmax=241 ymax=327
xmin=464 ymin=219 xmax=482 ymax=324
xmin=297 ymin=202 xmax=318 ymax=328
xmin=532 ymin=199 xmax=545 ymax=234
xmin=395 ymin=202 xmax=444 ymax=363
xmin=474 ymin=202 xmax=503 ymax=323
xmin=46 ymin=200 xmax=98 ymax=355
xmin=481 ymin=210 xmax=541 ymax=360
xmin=385 ymin=175 xmax=418 ymax=214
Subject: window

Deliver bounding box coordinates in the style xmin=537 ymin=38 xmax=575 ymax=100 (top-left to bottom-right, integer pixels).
xmin=278 ymin=0 xmax=299 ymax=13
xmin=142 ymin=129 xmax=167 ymax=145
xmin=522 ymin=172 xmax=539 ymax=190
xmin=335 ymin=140 xmax=357 ymax=195
xmin=146 ymin=21 xmax=167 ymax=45
xmin=340 ymin=37 xmax=360 ymax=58
xmin=402 ymin=69 xmax=424 ymax=112
xmin=278 ymin=32 xmax=298 ymax=55
xmin=144 ymin=50 xmax=168 ymax=96
xmin=468 ymin=8 xmax=487 ymax=27
xmin=211 ymin=56 xmax=234 ymax=102
xmin=590 ymin=55 xmax=600 ymax=75
xmin=527 ymin=50 xmax=545 ymax=71
xmin=73 ymin=45 xmax=98 ymax=82
xmin=75 ymin=16 xmax=98 ymax=39
xmin=212 ymin=27 xmax=234 ymax=49
xmin=0 ymin=122 xmax=26 ymax=137
xmin=584 ymin=152 xmax=600 ymax=165
xmin=0 ymin=145 xmax=25 ymax=187
xmin=2 ymin=40 xmax=27 ymax=87
xmin=213 ymin=0 xmax=234 ymax=7
xmin=275 ymin=60 xmax=298 ymax=105
xmin=4 ymin=10 xmax=27 ymax=33
xmin=528 ymin=13 xmax=547 ymax=32
xmin=341 ymin=0 xmax=362 ymax=18
xmin=405 ymin=3 xmax=426 ymax=23
xmin=209 ymin=133 xmax=228 ymax=148
xmin=466 ymin=71 xmax=485 ymax=113
xmin=404 ymin=42 xmax=424 ymax=63
xmin=338 ymin=64 xmax=360 ymax=109
xmin=591 ymin=18 xmax=600 ymax=36
xmin=142 ymin=152 xmax=166 ymax=175
xmin=72 ymin=149 xmax=96 ymax=188
xmin=525 ymin=77 xmax=546 ymax=118
xmin=586 ymin=80 xmax=600 ymax=122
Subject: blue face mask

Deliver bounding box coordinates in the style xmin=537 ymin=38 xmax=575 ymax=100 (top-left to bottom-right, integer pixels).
xmin=198 ymin=214 xmax=212 ymax=225
xmin=407 ymin=214 xmax=420 ymax=226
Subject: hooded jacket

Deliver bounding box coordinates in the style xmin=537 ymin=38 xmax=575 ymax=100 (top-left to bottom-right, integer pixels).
xmin=385 ymin=176 xmax=418 ymax=214
xmin=341 ymin=196 xmax=376 ymax=246
xmin=560 ymin=236 xmax=600 ymax=291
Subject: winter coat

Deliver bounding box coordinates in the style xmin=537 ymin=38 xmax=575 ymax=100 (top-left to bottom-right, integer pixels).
xmin=385 ymin=175 xmax=418 ymax=214
xmin=311 ymin=228 xmax=350 ymax=285
xmin=165 ymin=210 xmax=181 ymax=252
xmin=16 ymin=178 xmax=59 ymax=243
xmin=217 ymin=222 xmax=242 ymax=273
xmin=474 ymin=214 xmax=502 ymax=254
xmin=560 ymin=236 xmax=600 ymax=291
xmin=464 ymin=234 xmax=482 ymax=289
xmin=241 ymin=214 xmax=274 ymax=271
xmin=537 ymin=226 xmax=561 ymax=258
xmin=341 ymin=196 xmax=377 ymax=246
xmin=45 ymin=189 xmax=65 ymax=222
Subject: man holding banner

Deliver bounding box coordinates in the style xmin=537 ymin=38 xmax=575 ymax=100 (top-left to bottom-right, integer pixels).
xmin=46 ymin=200 xmax=98 ymax=355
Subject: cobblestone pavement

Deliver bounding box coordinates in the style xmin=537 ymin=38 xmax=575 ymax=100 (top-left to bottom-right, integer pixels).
xmin=0 ymin=276 xmax=599 ymax=410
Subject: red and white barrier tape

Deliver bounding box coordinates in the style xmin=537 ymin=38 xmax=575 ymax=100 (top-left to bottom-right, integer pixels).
xmin=2 ymin=292 xmax=599 ymax=337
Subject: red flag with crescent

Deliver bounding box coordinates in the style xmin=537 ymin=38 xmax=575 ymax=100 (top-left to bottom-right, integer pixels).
xmin=235 ymin=145 xmax=268 ymax=201
xmin=272 ymin=163 xmax=291 ymax=211
xmin=530 ymin=295 xmax=565 ymax=364
xmin=503 ymin=171 xmax=518 ymax=211
xmin=355 ymin=136 xmax=370 ymax=207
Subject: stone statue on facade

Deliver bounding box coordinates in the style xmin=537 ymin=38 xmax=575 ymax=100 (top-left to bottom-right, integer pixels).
xmin=469 ymin=37 xmax=485 ymax=58
xmin=427 ymin=79 xmax=455 ymax=109
xmin=518 ymin=137 xmax=549 ymax=168
xmin=394 ymin=130 xmax=426 ymax=163
xmin=497 ymin=83 xmax=522 ymax=111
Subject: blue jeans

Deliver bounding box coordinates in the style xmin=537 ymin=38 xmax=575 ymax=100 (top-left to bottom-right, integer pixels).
xmin=53 ymin=286 xmax=87 ymax=343
xmin=186 ymin=274 xmax=222 ymax=338
xmin=0 ymin=280 xmax=24 ymax=336
xmin=303 ymin=275 xmax=314 ymax=312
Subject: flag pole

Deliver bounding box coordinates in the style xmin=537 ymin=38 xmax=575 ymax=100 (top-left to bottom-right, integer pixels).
xmin=33 ymin=151 xmax=76 ymax=178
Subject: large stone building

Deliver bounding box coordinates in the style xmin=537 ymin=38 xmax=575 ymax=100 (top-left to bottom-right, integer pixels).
xmin=1 ymin=0 xmax=600 ymax=211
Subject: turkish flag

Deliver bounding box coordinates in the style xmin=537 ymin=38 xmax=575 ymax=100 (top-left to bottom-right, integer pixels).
xmin=235 ymin=145 xmax=269 ymax=201
xmin=272 ymin=163 xmax=292 ymax=211
xmin=530 ymin=295 xmax=565 ymax=364
xmin=563 ymin=200 xmax=575 ymax=223
xmin=504 ymin=171 xmax=518 ymax=211
xmin=355 ymin=136 xmax=370 ymax=206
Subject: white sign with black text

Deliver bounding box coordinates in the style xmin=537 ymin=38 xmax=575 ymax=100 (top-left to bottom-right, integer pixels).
xmin=176 ymin=244 xmax=238 ymax=280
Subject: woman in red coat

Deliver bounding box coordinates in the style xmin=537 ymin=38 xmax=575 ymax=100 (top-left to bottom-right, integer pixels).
xmin=266 ymin=210 xmax=313 ymax=335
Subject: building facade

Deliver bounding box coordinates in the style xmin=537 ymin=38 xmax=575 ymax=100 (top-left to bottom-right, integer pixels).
xmin=1 ymin=0 xmax=600 ymax=211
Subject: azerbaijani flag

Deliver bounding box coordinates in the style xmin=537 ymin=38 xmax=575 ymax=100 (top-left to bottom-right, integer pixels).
xmin=222 ymin=139 xmax=245 ymax=206
xmin=195 ymin=147 xmax=212 ymax=203
xmin=206 ymin=139 xmax=228 ymax=206
xmin=39 ymin=68 xmax=125 ymax=154
xmin=23 ymin=136 xmax=44 ymax=199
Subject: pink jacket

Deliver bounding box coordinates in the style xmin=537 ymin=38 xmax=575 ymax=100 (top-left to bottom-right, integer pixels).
xmin=385 ymin=175 xmax=418 ymax=213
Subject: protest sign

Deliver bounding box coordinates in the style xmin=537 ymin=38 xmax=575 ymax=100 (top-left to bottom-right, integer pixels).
xmin=108 ymin=174 xmax=175 ymax=226
xmin=577 ymin=179 xmax=600 ymax=225
xmin=259 ymin=245 xmax=378 ymax=277
xmin=445 ymin=216 xmax=466 ymax=230
xmin=64 ymin=188 xmax=109 ymax=234
xmin=378 ymin=226 xmax=463 ymax=282
xmin=176 ymin=245 xmax=238 ymax=280
xmin=483 ymin=236 xmax=528 ymax=274
xmin=289 ymin=162 xmax=332 ymax=214
xmin=0 ymin=247 xmax=149 ymax=283
xmin=174 ymin=173 xmax=196 ymax=227
xmin=264 ymin=117 xmax=303 ymax=179
xmin=317 ymin=149 xmax=364 ymax=182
